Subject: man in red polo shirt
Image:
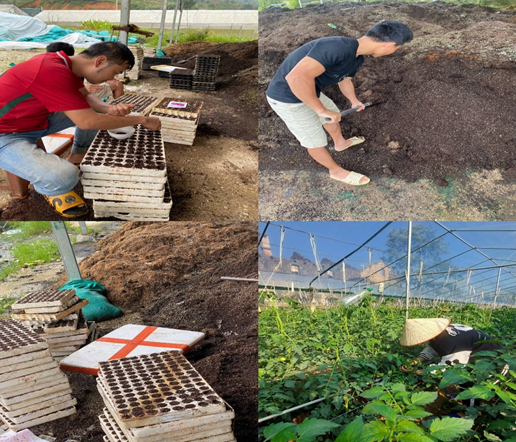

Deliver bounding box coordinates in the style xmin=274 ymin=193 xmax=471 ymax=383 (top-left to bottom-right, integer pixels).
xmin=0 ymin=41 xmax=161 ymax=218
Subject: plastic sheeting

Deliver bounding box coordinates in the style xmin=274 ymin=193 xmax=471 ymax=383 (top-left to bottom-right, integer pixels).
xmin=0 ymin=11 xmax=138 ymax=48
xmin=0 ymin=11 xmax=50 ymax=40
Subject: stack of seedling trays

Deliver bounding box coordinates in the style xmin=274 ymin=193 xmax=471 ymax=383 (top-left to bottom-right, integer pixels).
xmin=126 ymin=46 xmax=144 ymax=81
xmin=32 ymin=311 xmax=90 ymax=362
xmin=10 ymin=289 xmax=90 ymax=362
xmin=81 ymin=125 xmax=172 ymax=221
xmin=0 ymin=320 xmax=76 ymax=431
xmin=97 ymin=351 xmax=236 ymax=442
xmin=192 ymin=54 xmax=220 ymax=91
xmin=149 ymin=98 xmax=203 ymax=146
xmin=109 ymin=94 xmax=159 ymax=116
xmin=169 ymin=69 xmax=193 ymax=90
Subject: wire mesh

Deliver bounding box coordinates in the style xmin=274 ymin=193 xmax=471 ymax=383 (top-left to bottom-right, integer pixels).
xmin=258 ymin=221 xmax=516 ymax=307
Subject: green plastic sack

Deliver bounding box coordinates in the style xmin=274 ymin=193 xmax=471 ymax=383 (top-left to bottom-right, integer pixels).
xmin=59 ymin=279 xmax=123 ymax=322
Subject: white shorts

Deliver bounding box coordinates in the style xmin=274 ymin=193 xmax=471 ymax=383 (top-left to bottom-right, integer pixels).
xmin=266 ymin=93 xmax=340 ymax=148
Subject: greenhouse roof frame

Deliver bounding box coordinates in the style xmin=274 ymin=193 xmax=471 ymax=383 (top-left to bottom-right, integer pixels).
xmin=258 ymin=221 xmax=516 ymax=307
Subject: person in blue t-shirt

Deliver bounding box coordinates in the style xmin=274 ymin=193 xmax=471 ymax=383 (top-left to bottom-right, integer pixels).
xmin=266 ymin=20 xmax=413 ymax=186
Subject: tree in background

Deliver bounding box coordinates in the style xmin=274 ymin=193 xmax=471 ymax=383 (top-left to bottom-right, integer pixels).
xmin=381 ymin=224 xmax=450 ymax=278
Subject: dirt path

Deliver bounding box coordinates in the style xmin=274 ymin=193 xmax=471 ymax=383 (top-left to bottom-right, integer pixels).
xmin=0 ymin=41 xmax=258 ymax=221
xmin=259 ymin=2 xmax=516 ymax=221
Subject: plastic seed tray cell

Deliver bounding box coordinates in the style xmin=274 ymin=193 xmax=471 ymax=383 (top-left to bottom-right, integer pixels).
xmin=0 ymin=320 xmax=47 ymax=358
xmin=81 ymin=125 xmax=166 ymax=177
xmin=98 ymin=351 xmax=225 ymax=427
xmin=12 ymin=289 xmax=76 ymax=310
xmin=109 ymin=95 xmax=159 ymax=116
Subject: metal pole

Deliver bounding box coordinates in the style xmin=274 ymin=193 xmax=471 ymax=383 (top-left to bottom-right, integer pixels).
xmin=51 ymin=222 xmax=81 ymax=281
xmin=169 ymin=0 xmax=180 ymax=45
xmin=405 ymin=221 xmax=412 ymax=320
xmin=175 ymin=0 xmax=184 ymax=44
xmin=494 ymin=267 xmax=501 ymax=308
xmin=157 ymin=0 xmax=169 ymax=51
xmin=119 ymin=0 xmax=130 ymax=46
xmin=78 ymin=222 xmax=88 ymax=235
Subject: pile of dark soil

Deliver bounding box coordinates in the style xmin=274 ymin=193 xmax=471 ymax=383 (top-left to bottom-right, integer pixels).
xmin=165 ymin=40 xmax=258 ymax=85
xmin=259 ymin=1 xmax=516 ymax=184
xmin=30 ymin=222 xmax=258 ymax=441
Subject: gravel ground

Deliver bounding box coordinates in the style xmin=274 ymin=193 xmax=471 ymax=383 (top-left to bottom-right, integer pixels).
xmin=0 ymin=49 xmax=42 ymax=74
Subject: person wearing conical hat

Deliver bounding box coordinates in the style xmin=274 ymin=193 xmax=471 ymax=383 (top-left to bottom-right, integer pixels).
xmin=399 ymin=318 xmax=504 ymax=373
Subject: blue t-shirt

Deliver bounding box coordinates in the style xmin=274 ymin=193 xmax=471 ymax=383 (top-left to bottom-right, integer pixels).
xmin=266 ymin=37 xmax=364 ymax=103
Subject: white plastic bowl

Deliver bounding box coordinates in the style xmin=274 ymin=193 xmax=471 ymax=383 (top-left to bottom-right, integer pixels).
xmin=107 ymin=126 xmax=135 ymax=140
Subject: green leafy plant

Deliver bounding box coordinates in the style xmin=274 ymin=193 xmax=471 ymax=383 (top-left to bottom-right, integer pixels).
xmin=264 ymin=418 xmax=340 ymax=442
xmin=259 ymin=300 xmax=516 ymax=441
xmin=80 ymin=19 xmax=113 ymax=33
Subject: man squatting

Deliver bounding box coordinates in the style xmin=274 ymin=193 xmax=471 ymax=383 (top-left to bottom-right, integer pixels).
xmin=0 ymin=42 xmax=161 ymax=218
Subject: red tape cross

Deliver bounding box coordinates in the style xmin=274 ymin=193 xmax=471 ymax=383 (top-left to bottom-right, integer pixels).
xmin=98 ymin=326 xmax=189 ymax=361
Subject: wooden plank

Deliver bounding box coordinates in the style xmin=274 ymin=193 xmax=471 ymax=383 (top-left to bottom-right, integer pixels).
xmin=131 ymin=405 xmax=234 ymax=438
xmin=84 ymin=192 xmax=165 ymax=203
xmin=0 ymin=373 xmax=69 ymax=402
xmin=0 ymin=367 xmax=63 ymax=395
xmin=0 ymin=384 xmax=71 ymax=410
xmin=0 ymin=355 xmax=55 ymax=375
xmin=0 ymin=349 xmax=51 ymax=369
xmin=4 ymin=393 xmax=74 ymax=418
xmin=0 ymin=405 xmax=76 ymax=431
xmin=20 ymin=296 xmax=79 ymax=314
xmin=11 ymin=300 xmax=89 ymax=323
xmin=81 ymin=172 xmax=167 ymax=184
xmin=12 ymin=290 xmax=76 ymax=310
xmin=0 ymin=362 xmax=59 ymax=389
xmin=81 ymin=179 xmax=165 ymax=192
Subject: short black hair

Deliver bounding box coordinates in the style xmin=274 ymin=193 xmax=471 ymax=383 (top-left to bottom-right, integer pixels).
xmin=79 ymin=42 xmax=134 ymax=70
xmin=366 ymin=20 xmax=413 ymax=46
xmin=46 ymin=42 xmax=75 ymax=56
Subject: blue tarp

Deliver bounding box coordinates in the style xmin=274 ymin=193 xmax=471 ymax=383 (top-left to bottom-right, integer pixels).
xmin=16 ymin=26 xmax=138 ymax=44
xmin=0 ymin=12 xmax=138 ymax=45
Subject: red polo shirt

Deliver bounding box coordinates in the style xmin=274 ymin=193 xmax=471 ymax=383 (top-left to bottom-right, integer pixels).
xmin=0 ymin=51 xmax=90 ymax=133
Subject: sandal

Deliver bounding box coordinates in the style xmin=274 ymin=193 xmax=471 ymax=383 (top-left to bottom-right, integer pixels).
xmin=330 ymin=171 xmax=370 ymax=186
xmin=335 ymin=136 xmax=365 ymax=152
xmin=44 ymin=191 xmax=88 ymax=218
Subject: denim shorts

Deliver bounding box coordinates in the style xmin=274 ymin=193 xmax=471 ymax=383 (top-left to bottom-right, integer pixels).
xmin=0 ymin=112 xmax=95 ymax=196
xmin=266 ymin=93 xmax=340 ymax=148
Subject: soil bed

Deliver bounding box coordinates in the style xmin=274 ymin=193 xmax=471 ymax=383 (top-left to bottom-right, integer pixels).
xmin=1 ymin=222 xmax=258 ymax=441
xmin=0 ymin=41 xmax=258 ymax=221
xmin=259 ymin=1 xmax=516 ymax=220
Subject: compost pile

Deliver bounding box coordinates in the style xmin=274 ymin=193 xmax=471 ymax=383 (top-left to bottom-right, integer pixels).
xmin=259 ymin=1 xmax=516 ymax=183
xmin=165 ymin=40 xmax=258 ymax=86
xmin=30 ymin=222 xmax=258 ymax=442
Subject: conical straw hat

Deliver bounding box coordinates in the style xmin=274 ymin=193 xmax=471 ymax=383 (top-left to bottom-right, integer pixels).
xmin=400 ymin=318 xmax=450 ymax=346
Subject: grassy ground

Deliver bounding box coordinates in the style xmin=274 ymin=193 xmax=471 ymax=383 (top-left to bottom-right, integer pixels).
xmin=78 ymin=20 xmax=257 ymax=43
xmin=0 ymin=222 xmax=82 ymax=281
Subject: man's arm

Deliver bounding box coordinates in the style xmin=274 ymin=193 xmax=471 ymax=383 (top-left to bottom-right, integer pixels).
xmin=285 ymin=56 xmax=342 ymax=124
xmin=64 ymin=108 xmax=161 ymax=131
xmin=338 ymin=77 xmax=365 ymax=111
xmin=106 ymin=78 xmax=124 ymax=99
xmin=80 ymin=87 xmax=133 ymax=116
